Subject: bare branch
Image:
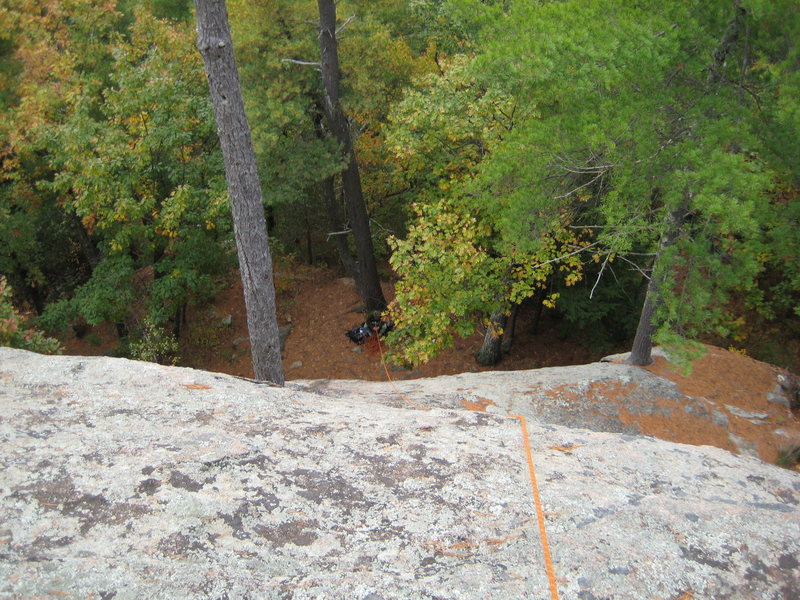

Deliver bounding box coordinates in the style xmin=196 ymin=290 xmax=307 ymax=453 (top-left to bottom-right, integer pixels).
xmin=553 ymin=170 xmax=607 ymax=200
xmin=524 ymin=241 xmax=601 ymax=273
xmin=336 ymin=15 xmax=356 ymax=36
xmin=281 ymin=58 xmax=321 ymax=68
xmin=326 ymin=228 xmax=352 ymax=240
xmin=589 ymin=253 xmax=611 ymax=299
xmin=616 ymin=254 xmax=652 ymax=280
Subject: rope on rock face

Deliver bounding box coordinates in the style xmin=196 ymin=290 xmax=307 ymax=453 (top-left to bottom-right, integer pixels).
xmin=375 ymin=334 xmax=429 ymax=411
xmin=375 ymin=336 xmax=560 ymax=599
xmin=509 ymin=413 xmax=560 ymax=600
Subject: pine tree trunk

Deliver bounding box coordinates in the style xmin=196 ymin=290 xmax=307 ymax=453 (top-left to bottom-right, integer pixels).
xmin=628 ymin=206 xmax=687 ymax=366
xmin=194 ymin=0 xmax=284 ymax=384
xmin=317 ymin=0 xmax=387 ymax=313
xmin=628 ymin=281 xmax=659 ymax=365
xmin=312 ymin=98 xmax=358 ymax=278
xmin=501 ymin=303 xmax=520 ymax=354
xmin=322 ymin=175 xmax=359 ymax=279
xmin=476 ymin=309 xmax=506 ymax=366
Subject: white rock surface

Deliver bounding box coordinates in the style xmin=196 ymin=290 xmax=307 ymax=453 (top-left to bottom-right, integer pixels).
xmin=1 ymin=347 xmax=798 ymax=599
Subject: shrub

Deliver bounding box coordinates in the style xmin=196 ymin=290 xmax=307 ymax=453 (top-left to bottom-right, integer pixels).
xmin=128 ymin=317 xmax=180 ymax=365
xmin=0 ymin=277 xmax=62 ymax=354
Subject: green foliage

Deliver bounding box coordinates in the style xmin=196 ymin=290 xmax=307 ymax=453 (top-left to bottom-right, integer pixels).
xmin=2 ymin=0 xmax=799 ymax=370
xmin=128 ymin=316 xmax=180 ymax=365
xmin=4 ymin=6 xmax=232 ymax=335
xmin=468 ymin=0 xmax=787 ymax=353
xmin=383 ymin=0 xmax=800 ymax=365
xmin=227 ymin=0 xmax=432 ymax=254
xmin=0 ymin=276 xmax=61 ymax=354
xmin=39 ymin=254 xmax=135 ymax=332
xmin=144 ymin=0 xmax=192 ymax=22
xmin=775 ymin=445 xmax=800 ymax=470
xmin=387 ymin=195 xmax=588 ymax=365
xmin=652 ymin=331 xmax=706 ymax=376
xmin=387 ymin=54 xmax=519 ymax=186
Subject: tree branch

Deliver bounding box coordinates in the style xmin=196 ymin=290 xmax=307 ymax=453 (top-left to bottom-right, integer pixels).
xmin=326 ymin=228 xmax=352 ymax=239
xmin=336 ymin=15 xmax=356 ymax=36
xmin=589 ymin=253 xmax=611 ymax=299
xmin=281 ymin=58 xmax=321 ymax=68
xmin=553 ymin=170 xmax=607 ymax=200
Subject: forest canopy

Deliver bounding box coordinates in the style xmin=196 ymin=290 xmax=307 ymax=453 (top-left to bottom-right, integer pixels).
xmin=1 ymin=0 xmax=798 ymax=370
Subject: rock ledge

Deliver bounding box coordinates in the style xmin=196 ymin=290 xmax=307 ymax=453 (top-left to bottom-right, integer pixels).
xmin=1 ymin=348 xmax=798 ymax=599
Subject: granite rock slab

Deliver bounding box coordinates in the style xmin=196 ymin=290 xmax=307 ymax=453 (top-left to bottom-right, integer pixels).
xmin=1 ymin=347 xmax=798 ymax=599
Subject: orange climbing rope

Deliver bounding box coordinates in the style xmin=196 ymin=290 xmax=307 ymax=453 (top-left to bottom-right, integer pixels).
xmin=375 ymin=335 xmax=560 ymax=599
xmin=509 ymin=413 xmax=560 ymax=600
xmin=375 ymin=334 xmax=429 ymax=411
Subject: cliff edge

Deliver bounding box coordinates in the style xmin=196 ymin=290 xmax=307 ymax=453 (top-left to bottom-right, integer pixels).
xmin=1 ymin=347 xmax=798 ymax=599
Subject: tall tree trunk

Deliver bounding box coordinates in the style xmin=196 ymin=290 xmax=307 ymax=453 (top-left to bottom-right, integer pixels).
xmin=316 ymin=0 xmax=387 ymax=313
xmin=476 ymin=309 xmax=506 ymax=366
xmin=501 ymin=303 xmax=520 ymax=354
xmin=628 ymin=281 xmax=659 ymax=366
xmin=322 ymin=175 xmax=359 ymax=279
xmin=628 ymin=206 xmax=687 ymax=366
xmin=194 ymin=0 xmax=284 ymax=384
xmin=312 ymin=99 xmax=359 ymax=279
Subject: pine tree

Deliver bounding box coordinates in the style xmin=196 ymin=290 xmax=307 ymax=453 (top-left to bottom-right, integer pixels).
xmin=195 ymin=0 xmax=284 ymax=384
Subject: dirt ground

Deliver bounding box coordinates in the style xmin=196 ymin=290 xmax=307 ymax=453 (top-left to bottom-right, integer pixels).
xmin=190 ymin=266 xmax=614 ymax=380
xmin=61 ymin=266 xmax=800 ymax=467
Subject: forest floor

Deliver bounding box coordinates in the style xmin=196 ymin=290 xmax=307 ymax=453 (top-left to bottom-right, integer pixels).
xmin=63 ymin=264 xmax=617 ymax=382
xmin=60 ymin=264 xmax=799 ymax=468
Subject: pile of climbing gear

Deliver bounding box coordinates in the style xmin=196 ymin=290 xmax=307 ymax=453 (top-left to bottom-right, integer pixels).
xmin=346 ymin=312 xmax=393 ymax=344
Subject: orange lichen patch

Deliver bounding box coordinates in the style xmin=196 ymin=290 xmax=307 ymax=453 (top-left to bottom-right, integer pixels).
xmin=614 ymin=397 xmax=738 ymax=456
xmin=725 ymin=413 xmax=782 ymax=463
xmin=530 ymin=353 xmax=800 ymax=464
xmin=183 ymin=384 xmax=212 ymax=390
xmin=581 ymin=380 xmax=739 ymax=454
xmin=548 ymin=443 xmax=584 ymax=453
xmin=534 ymin=382 xmax=583 ymax=404
xmin=553 ymin=375 xmax=796 ymax=462
xmin=645 ymin=345 xmax=783 ymax=414
xmin=637 ymin=345 xmax=800 ymax=463
xmin=461 ymin=396 xmax=496 ymax=412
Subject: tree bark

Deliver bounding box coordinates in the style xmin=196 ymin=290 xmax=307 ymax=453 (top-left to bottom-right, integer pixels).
xmin=628 ymin=206 xmax=687 ymax=366
xmin=312 ymin=98 xmax=359 ymax=279
xmin=500 ymin=303 xmax=520 ymax=354
xmin=628 ymin=281 xmax=658 ymax=366
xmin=316 ymin=0 xmax=387 ymax=313
xmin=476 ymin=309 xmax=506 ymax=366
xmin=322 ymin=175 xmax=359 ymax=279
xmin=194 ymin=0 xmax=284 ymax=384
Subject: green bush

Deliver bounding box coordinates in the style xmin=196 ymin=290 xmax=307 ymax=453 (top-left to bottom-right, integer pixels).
xmin=0 ymin=277 xmax=62 ymax=355
xmin=127 ymin=317 xmax=180 ymax=366
xmin=776 ymin=446 xmax=800 ymax=470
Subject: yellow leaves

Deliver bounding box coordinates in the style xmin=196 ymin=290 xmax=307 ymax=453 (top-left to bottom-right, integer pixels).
xmin=542 ymin=292 xmax=560 ymax=309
